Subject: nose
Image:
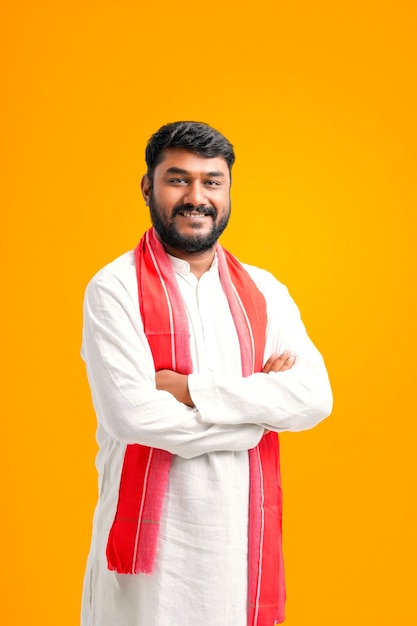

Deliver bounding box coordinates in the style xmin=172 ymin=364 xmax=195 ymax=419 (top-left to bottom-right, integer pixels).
xmin=183 ymin=181 xmax=206 ymax=206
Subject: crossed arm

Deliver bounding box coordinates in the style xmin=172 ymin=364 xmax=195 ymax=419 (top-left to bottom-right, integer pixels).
xmin=83 ymin=264 xmax=332 ymax=456
xmin=155 ymin=351 xmax=296 ymax=407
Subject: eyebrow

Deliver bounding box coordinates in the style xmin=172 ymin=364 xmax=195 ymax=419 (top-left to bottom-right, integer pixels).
xmin=165 ymin=166 xmax=225 ymax=177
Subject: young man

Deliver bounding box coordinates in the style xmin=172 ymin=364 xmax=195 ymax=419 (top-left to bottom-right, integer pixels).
xmin=81 ymin=121 xmax=332 ymax=626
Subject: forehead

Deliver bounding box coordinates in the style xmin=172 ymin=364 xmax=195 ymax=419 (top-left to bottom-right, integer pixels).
xmin=154 ymin=148 xmax=230 ymax=180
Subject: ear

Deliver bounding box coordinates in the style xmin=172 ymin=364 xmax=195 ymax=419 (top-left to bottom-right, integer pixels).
xmin=141 ymin=174 xmax=152 ymax=206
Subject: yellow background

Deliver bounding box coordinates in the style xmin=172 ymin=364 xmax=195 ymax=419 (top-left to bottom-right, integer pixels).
xmin=1 ymin=1 xmax=416 ymax=624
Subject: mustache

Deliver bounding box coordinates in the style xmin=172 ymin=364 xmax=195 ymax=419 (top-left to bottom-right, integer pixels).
xmin=172 ymin=203 xmax=217 ymax=218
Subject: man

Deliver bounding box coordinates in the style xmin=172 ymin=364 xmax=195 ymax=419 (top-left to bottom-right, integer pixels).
xmin=81 ymin=121 xmax=332 ymax=626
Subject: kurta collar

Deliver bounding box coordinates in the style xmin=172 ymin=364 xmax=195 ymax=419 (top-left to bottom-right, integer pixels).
xmin=167 ymin=252 xmax=219 ymax=276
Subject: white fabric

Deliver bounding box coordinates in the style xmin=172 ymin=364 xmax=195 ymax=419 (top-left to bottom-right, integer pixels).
xmin=81 ymin=250 xmax=332 ymax=626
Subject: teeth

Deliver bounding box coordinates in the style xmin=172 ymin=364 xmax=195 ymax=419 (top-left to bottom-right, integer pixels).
xmin=181 ymin=211 xmax=206 ymax=218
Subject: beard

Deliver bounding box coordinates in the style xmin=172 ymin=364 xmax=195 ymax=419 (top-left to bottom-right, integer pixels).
xmin=149 ymin=195 xmax=231 ymax=254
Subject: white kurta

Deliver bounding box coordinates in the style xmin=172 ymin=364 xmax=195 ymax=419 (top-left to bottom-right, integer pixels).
xmin=81 ymin=250 xmax=332 ymax=626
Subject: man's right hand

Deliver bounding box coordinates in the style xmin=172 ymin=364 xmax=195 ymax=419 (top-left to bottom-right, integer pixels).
xmin=262 ymin=351 xmax=295 ymax=435
xmin=262 ymin=351 xmax=295 ymax=374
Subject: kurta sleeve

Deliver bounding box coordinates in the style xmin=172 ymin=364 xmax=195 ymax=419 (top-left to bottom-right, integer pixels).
xmin=82 ymin=259 xmax=264 ymax=459
xmin=188 ymin=267 xmax=333 ymax=432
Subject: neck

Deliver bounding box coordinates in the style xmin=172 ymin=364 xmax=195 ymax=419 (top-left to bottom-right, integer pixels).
xmin=163 ymin=244 xmax=216 ymax=279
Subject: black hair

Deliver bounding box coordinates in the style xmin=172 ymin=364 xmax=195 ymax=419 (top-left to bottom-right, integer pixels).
xmin=145 ymin=121 xmax=235 ymax=180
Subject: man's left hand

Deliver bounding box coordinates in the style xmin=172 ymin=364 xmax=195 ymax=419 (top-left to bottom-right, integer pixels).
xmin=155 ymin=370 xmax=195 ymax=407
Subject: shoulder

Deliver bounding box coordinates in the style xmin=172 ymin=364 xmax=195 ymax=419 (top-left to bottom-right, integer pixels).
xmin=87 ymin=250 xmax=135 ymax=285
xmin=84 ymin=250 xmax=139 ymax=309
xmin=240 ymin=261 xmax=301 ymax=320
xmin=241 ymin=261 xmax=290 ymax=298
xmin=86 ymin=250 xmax=136 ymax=292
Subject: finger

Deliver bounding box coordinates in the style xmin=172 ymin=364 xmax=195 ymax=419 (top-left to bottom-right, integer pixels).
xmin=268 ymin=351 xmax=295 ymax=373
xmin=262 ymin=353 xmax=278 ymax=373
xmin=277 ymin=355 xmax=296 ymax=372
xmin=270 ymin=351 xmax=290 ymax=372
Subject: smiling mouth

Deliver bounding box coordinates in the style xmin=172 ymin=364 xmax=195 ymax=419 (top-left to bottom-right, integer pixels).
xmin=178 ymin=211 xmax=210 ymax=218
xmin=173 ymin=205 xmax=217 ymax=220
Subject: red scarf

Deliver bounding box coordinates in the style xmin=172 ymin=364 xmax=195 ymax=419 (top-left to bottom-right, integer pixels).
xmin=106 ymin=228 xmax=285 ymax=625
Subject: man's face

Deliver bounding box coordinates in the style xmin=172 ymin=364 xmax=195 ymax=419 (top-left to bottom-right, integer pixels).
xmin=142 ymin=148 xmax=231 ymax=255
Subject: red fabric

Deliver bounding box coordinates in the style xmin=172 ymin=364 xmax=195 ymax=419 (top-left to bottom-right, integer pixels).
xmin=217 ymin=245 xmax=285 ymax=625
xmin=106 ymin=227 xmax=285 ymax=624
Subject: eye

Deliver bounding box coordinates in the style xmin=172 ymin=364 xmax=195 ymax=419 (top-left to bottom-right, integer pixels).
xmin=205 ymin=180 xmax=221 ymax=186
xmin=169 ymin=178 xmax=188 ymax=185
